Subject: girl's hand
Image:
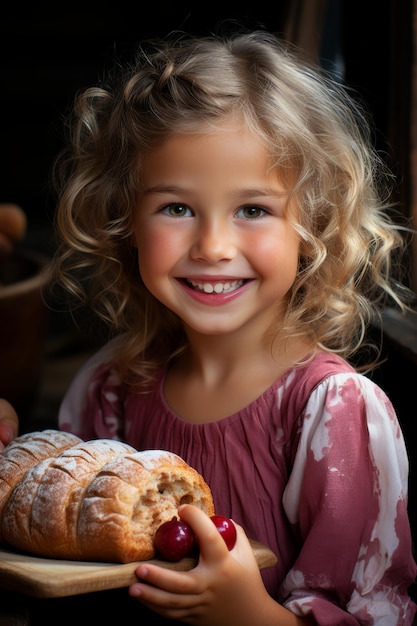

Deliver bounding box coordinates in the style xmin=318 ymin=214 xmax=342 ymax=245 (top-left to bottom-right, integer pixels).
xmin=129 ymin=504 xmax=282 ymax=626
xmin=0 ymin=399 xmax=18 ymax=451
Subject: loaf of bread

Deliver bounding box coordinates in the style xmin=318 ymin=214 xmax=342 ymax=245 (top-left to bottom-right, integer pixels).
xmin=0 ymin=430 xmax=214 ymax=563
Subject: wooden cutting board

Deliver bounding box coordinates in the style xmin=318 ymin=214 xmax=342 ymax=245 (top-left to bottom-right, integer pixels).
xmin=0 ymin=540 xmax=277 ymax=598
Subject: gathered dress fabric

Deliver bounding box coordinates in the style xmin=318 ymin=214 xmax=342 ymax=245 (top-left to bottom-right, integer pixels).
xmin=58 ymin=338 xmax=417 ymax=625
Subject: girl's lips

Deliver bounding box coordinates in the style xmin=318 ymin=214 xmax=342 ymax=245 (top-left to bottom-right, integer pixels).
xmin=178 ymin=278 xmax=252 ymax=305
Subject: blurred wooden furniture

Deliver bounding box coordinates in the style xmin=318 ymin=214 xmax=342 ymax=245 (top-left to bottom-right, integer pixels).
xmin=0 ymin=249 xmax=49 ymax=417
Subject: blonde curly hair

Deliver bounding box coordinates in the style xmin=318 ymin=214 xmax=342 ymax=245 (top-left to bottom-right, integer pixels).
xmin=50 ymin=29 xmax=413 ymax=388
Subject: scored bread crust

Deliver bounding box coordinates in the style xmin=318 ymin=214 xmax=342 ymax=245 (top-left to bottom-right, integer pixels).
xmin=0 ymin=430 xmax=82 ymax=542
xmin=0 ymin=430 xmax=214 ymax=563
xmin=2 ymin=439 xmax=137 ymax=559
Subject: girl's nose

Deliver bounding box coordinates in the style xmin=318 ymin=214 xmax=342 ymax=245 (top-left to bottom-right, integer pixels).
xmin=190 ymin=219 xmax=236 ymax=263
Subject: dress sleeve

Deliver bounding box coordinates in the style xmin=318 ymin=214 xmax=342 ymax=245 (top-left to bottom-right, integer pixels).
xmin=280 ymin=372 xmax=417 ymax=625
xmin=58 ymin=338 xmax=125 ymax=441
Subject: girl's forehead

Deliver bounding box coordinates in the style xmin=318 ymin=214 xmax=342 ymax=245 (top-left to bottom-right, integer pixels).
xmin=141 ymin=118 xmax=274 ymax=166
xmin=137 ymin=116 xmax=298 ymax=194
xmin=140 ymin=126 xmax=277 ymax=177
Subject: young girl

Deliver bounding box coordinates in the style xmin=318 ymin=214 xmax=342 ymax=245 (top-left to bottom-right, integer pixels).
xmin=47 ymin=30 xmax=417 ymax=624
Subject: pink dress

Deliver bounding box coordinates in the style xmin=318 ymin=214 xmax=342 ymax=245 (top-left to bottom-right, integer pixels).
xmin=59 ymin=338 xmax=417 ymax=625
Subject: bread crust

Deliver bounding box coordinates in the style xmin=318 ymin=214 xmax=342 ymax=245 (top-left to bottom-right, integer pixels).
xmin=0 ymin=431 xmax=214 ymax=563
xmin=0 ymin=430 xmax=82 ymax=541
xmin=2 ymin=439 xmax=136 ymax=559
xmin=78 ymin=450 xmax=215 ymax=562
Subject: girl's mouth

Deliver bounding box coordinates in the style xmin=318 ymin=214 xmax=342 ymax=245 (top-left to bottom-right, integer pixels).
xmin=185 ymin=279 xmax=245 ymax=294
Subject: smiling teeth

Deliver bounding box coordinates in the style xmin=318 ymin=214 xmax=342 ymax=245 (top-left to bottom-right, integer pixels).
xmin=189 ymin=279 xmax=244 ymax=294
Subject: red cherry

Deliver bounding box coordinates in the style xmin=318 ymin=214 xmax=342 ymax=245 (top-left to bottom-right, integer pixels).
xmin=154 ymin=516 xmax=196 ymax=562
xmin=210 ymin=514 xmax=237 ymax=550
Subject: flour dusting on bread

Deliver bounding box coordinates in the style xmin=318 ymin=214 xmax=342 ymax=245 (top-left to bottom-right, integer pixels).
xmin=0 ymin=430 xmax=82 ymax=542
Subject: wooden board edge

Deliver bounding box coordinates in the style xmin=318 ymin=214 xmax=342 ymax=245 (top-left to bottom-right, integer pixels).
xmin=0 ymin=541 xmax=277 ymax=598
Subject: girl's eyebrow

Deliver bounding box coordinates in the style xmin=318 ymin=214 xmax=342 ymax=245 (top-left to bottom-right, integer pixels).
xmin=142 ymin=185 xmax=287 ymax=198
xmin=142 ymin=185 xmax=185 ymax=194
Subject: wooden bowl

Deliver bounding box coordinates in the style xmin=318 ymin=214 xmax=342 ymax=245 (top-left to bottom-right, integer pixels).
xmin=0 ymin=249 xmax=50 ymax=417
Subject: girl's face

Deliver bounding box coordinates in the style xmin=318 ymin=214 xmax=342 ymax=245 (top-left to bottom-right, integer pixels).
xmin=133 ymin=123 xmax=300 ymax=338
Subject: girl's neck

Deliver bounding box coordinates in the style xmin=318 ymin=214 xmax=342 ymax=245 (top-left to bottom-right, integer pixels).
xmin=164 ymin=330 xmax=313 ymax=423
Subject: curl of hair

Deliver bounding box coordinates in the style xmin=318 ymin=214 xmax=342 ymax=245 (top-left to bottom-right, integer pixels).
xmin=49 ymin=29 xmax=414 ymax=388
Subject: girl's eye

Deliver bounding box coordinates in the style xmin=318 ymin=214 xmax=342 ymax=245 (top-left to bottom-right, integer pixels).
xmin=162 ymin=204 xmax=192 ymax=217
xmin=236 ymin=206 xmax=267 ymax=219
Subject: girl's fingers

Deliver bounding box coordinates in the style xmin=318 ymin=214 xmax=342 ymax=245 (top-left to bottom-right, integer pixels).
xmin=0 ymin=400 xmax=19 ymax=450
xmin=133 ymin=562 xmax=196 ymax=595
xmin=180 ymin=505 xmax=261 ymax=572
xmin=178 ymin=504 xmax=232 ymax=561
